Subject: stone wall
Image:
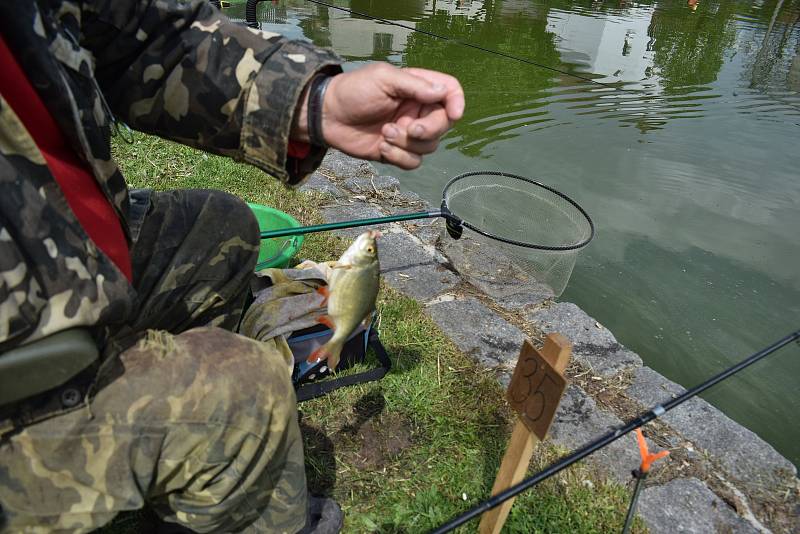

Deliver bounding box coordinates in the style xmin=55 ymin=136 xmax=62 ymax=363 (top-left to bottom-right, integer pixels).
xmin=301 ymin=151 xmax=799 ymax=533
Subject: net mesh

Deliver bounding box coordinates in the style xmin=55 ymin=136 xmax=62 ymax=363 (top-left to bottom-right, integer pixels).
xmin=442 ymin=172 xmax=593 ymax=296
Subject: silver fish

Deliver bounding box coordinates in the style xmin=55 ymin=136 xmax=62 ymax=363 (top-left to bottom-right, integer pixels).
xmin=309 ymin=230 xmax=381 ymax=370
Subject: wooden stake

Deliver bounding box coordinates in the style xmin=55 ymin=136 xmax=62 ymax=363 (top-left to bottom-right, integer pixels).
xmin=479 ymin=334 xmax=572 ymax=534
xmin=541 ymin=333 xmax=571 ymax=374
xmin=479 ymin=420 xmax=539 ymax=534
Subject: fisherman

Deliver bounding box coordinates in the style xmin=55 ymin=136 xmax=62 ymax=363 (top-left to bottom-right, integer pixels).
xmin=0 ymin=1 xmax=463 ymax=532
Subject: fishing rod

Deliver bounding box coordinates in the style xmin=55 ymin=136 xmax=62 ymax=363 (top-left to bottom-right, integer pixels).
xmin=298 ymin=0 xmax=644 ymax=96
xmin=430 ymin=328 xmax=800 ymax=534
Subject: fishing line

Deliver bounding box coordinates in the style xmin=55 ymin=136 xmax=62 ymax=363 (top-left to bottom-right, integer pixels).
xmin=429 ymin=328 xmax=800 ymax=534
xmin=300 ymin=0 xmax=644 ymax=96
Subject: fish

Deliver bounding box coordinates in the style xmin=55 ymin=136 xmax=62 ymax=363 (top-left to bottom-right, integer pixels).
xmin=308 ymin=230 xmax=381 ymax=370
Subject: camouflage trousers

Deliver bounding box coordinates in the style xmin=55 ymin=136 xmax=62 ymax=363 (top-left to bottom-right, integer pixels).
xmin=0 ymin=190 xmax=307 ymax=533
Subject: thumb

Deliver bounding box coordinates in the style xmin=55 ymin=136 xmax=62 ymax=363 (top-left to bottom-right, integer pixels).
xmin=385 ymin=69 xmax=447 ymax=104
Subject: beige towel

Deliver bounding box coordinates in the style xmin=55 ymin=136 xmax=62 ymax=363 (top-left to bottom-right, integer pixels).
xmin=239 ymin=260 xmax=337 ymax=342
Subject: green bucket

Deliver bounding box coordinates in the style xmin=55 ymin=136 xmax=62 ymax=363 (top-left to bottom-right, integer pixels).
xmin=247 ymin=203 xmax=304 ymax=271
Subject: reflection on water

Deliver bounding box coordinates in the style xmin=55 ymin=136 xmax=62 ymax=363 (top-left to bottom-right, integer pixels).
xmin=231 ymin=0 xmax=800 ymax=465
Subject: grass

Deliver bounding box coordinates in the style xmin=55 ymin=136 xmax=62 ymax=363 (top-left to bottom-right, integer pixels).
xmin=102 ymin=133 xmax=644 ymax=533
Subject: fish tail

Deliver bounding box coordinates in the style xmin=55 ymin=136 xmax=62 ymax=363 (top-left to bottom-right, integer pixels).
xmin=308 ymin=340 xmax=344 ymax=371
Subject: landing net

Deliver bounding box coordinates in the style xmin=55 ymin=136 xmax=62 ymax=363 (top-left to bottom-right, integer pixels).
xmin=442 ymin=171 xmax=594 ymax=296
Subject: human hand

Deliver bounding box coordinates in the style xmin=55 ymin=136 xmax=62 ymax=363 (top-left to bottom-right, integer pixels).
xmin=292 ymin=64 xmax=464 ymax=169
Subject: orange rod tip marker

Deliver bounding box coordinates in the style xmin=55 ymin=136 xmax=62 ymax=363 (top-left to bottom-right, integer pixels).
xmin=635 ymin=428 xmax=669 ymax=474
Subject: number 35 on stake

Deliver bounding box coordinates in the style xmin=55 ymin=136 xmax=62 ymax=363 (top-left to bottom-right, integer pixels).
xmin=479 ymin=334 xmax=571 ymax=534
xmin=507 ymin=335 xmax=569 ymax=440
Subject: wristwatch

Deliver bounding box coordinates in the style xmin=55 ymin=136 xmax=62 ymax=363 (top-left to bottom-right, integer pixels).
xmin=306 ymin=73 xmax=335 ymax=148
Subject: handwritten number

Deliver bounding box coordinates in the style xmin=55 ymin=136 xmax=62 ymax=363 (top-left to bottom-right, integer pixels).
xmin=511 ymin=356 xmax=539 ymax=403
xmin=510 ymin=374 xmax=531 ymax=403
xmin=523 ymin=373 xmax=560 ymax=423
xmin=509 ymin=346 xmax=567 ymax=438
xmin=521 ymin=356 xmax=539 ymax=378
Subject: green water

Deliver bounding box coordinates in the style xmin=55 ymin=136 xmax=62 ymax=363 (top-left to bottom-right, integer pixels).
xmin=232 ymin=0 xmax=800 ymax=466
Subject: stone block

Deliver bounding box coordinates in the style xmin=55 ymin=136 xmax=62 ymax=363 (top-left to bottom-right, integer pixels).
xmin=321 ymin=150 xmax=376 ymax=180
xmin=638 ymin=478 xmax=757 ymax=534
xmin=398 ymin=189 xmax=423 ymax=203
xmin=402 ymin=219 xmax=442 ymax=247
xmin=548 ymin=385 xmax=641 ymax=482
xmin=375 ymin=175 xmax=401 ymax=190
xmin=298 ymin=172 xmax=344 ymax=198
xmin=626 ymin=366 xmax=797 ymax=486
xmin=528 ymin=302 xmax=642 ymax=376
xmin=378 ymin=231 xmax=459 ymax=302
xmin=320 ymin=201 xmax=386 ymax=239
xmin=440 ymin=231 xmax=552 ymax=310
xmin=425 ymin=298 xmax=526 ymax=370
xmin=344 ymin=174 xmax=400 ymax=193
xmin=530 ymin=302 xmax=618 ymax=346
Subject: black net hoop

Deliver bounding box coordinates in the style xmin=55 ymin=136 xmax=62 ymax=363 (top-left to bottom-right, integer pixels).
xmin=441 ymin=171 xmax=595 ymax=251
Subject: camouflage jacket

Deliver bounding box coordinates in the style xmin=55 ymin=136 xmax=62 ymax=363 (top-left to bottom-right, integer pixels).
xmin=0 ymin=0 xmax=341 ymax=352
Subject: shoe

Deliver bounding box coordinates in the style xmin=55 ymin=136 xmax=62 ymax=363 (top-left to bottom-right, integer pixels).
xmin=296 ymin=495 xmax=343 ymax=534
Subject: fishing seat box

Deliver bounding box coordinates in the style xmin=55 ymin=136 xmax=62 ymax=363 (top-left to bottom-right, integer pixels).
xmin=287 ymin=322 xmax=390 ymax=402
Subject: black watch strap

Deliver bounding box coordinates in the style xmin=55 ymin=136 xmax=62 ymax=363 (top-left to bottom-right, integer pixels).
xmin=307 ymin=73 xmax=333 ymax=148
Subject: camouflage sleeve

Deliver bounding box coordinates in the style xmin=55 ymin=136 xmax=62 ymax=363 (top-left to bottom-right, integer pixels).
xmin=82 ymin=0 xmax=342 ymax=185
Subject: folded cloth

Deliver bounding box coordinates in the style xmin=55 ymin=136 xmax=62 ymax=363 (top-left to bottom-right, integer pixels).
xmin=239 ymin=260 xmax=336 ymax=344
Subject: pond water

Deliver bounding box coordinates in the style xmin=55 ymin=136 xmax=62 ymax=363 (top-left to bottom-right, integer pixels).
xmin=228 ymin=0 xmax=800 ymax=465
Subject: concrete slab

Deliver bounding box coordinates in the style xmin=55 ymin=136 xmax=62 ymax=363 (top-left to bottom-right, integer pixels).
xmin=298 ymin=172 xmax=344 ymax=198
xmin=321 ymin=150 xmax=376 ymax=180
xmin=440 ymin=232 xmax=553 ymax=310
xmin=344 ymin=174 xmax=400 ymax=193
xmin=528 ymin=302 xmax=642 ymax=376
xmin=402 ymin=219 xmax=442 ymax=247
xmin=425 ymin=298 xmax=526 ymax=370
xmin=378 ymin=231 xmax=460 ymax=302
xmin=398 ymin=189 xmax=424 ymax=204
xmin=638 ymin=478 xmax=758 ymax=534
xmin=529 ymin=302 xmax=618 ymax=347
xmin=548 ymin=385 xmax=641 ymax=483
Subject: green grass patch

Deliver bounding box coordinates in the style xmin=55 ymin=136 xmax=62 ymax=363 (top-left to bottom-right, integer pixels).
xmin=102 ymin=134 xmax=644 ymax=533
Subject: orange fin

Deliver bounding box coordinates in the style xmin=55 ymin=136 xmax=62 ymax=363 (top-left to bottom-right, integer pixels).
xmin=317 ymin=314 xmax=335 ymax=329
xmin=307 ymin=346 xmax=327 ymax=364
xmin=307 ymin=345 xmax=342 ymax=370
xmin=316 ymin=286 xmax=330 ymax=306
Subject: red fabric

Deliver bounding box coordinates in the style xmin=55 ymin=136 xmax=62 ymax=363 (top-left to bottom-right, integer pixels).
xmin=0 ymin=36 xmax=132 ymax=281
xmin=287 ymin=140 xmax=311 ymax=159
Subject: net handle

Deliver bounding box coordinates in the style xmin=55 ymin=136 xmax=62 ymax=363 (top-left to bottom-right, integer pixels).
xmin=441 ymin=171 xmax=596 ymax=251
xmin=260 ymin=210 xmax=442 ymax=239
